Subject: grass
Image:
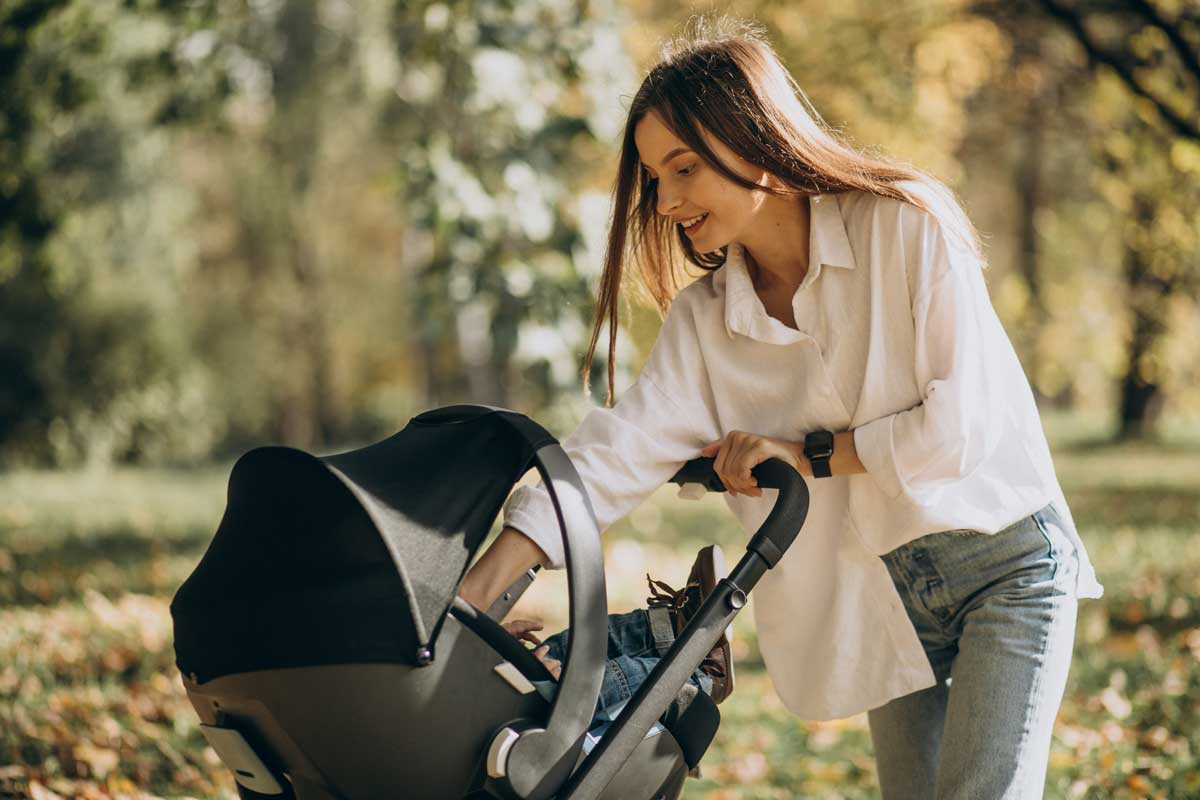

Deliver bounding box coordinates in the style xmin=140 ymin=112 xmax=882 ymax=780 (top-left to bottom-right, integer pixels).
xmin=1 ymin=411 xmax=1198 ymax=798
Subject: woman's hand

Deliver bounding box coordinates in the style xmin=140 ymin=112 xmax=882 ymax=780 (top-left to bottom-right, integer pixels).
xmin=502 ymin=618 xmax=544 ymax=646
xmin=700 ymin=431 xmax=809 ymax=496
xmin=502 ymin=619 xmax=562 ymax=681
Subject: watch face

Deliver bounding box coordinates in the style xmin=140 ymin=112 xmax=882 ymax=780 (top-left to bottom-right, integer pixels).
xmin=805 ymin=430 xmax=834 ymax=459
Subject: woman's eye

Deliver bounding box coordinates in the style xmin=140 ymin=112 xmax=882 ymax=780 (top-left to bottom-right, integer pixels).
xmin=642 ymin=164 xmax=695 ymax=184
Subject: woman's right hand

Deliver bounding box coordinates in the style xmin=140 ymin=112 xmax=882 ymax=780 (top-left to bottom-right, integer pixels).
xmin=459 ymin=526 xmax=549 ymax=610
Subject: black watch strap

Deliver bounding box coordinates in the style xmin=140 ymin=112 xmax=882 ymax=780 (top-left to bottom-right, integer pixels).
xmin=810 ymin=456 xmax=832 ymax=478
xmin=804 ymin=430 xmax=834 ymax=479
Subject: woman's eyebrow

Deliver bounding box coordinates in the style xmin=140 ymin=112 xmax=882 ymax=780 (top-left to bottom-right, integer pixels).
xmin=641 ymin=147 xmax=694 ymax=171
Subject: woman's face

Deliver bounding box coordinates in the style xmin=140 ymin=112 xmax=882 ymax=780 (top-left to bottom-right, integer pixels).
xmin=633 ymin=109 xmax=771 ymax=253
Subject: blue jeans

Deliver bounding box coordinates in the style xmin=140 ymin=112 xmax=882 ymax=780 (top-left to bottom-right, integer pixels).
xmin=539 ymin=608 xmax=715 ymax=729
xmin=867 ymin=502 xmax=1080 ymax=799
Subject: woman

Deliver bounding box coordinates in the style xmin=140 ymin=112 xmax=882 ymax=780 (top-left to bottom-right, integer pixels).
xmin=460 ymin=15 xmax=1103 ymax=799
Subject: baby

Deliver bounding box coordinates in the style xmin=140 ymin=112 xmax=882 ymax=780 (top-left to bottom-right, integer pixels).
xmin=500 ymin=545 xmax=734 ymax=730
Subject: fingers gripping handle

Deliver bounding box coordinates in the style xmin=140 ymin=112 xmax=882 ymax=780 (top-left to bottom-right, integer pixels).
xmin=669 ymin=456 xmax=809 ymax=568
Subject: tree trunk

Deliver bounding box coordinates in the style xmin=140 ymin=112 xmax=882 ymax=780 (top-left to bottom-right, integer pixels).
xmin=1116 ymin=193 xmax=1171 ymax=441
xmin=1015 ymin=102 xmax=1049 ymax=407
xmin=288 ymin=227 xmax=338 ymax=446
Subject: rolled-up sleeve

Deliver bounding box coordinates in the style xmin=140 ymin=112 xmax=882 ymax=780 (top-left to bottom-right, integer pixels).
xmin=502 ymin=301 xmax=708 ymax=570
xmin=854 ymin=207 xmax=1004 ymax=507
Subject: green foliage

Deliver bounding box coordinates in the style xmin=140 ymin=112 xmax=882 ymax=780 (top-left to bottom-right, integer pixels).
xmin=0 ymin=0 xmax=643 ymax=466
xmin=384 ymin=0 xmax=642 ymax=412
xmin=3 ymin=0 xmax=1199 ymax=468
xmin=0 ymin=0 xmax=230 ymax=468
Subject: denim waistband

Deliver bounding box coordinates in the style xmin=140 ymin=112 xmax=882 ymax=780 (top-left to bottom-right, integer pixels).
xmin=879 ymin=502 xmax=1077 ymax=618
xmin=883 ymin=502 xmax=1061 ymax=556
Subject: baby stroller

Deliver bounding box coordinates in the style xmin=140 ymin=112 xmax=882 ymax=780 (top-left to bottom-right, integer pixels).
xmin=171 ymin=404 xmax=810 ymax=799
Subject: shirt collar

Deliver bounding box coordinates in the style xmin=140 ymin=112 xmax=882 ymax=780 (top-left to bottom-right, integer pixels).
xmin=716 ymin=192 xmax=857 ymax=342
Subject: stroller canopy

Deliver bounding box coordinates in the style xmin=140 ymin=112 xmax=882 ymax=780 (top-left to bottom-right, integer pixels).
xmin=171 ymin=406 xmax=557 ymax=684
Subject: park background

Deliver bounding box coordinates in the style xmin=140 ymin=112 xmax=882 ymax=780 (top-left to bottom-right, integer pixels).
xmin=1 ymin=0 xmax=1198 ymax=797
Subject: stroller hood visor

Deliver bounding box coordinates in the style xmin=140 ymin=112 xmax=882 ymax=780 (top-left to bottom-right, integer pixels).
xmin=171 ymin=407 xmax=558 ymax=684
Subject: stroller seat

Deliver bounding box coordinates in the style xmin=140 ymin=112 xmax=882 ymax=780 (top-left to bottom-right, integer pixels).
xmin=171 ymin=405 xmax=809 ymax=799
xmin=180 ymin=603 xmax=711 ymax=799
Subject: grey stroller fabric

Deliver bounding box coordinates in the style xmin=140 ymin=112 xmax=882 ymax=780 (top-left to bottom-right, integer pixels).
xmin=171 ymin=406 xmax=557 ymax=683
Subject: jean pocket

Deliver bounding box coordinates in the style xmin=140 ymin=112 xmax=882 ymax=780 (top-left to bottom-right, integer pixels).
xmin=1030 ymin=503 xmax=1074 ymax=586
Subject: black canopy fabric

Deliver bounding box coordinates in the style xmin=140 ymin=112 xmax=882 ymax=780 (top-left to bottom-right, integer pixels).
xmin=171 ymin=406 xmax=558 ymax=684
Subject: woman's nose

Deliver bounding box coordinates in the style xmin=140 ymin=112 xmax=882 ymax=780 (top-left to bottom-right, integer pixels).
xmin=657 ymin=191 xmax=682 ymax=219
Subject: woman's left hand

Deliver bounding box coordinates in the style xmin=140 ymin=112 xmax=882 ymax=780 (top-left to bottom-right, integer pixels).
xmin=700 ymin=431 xmax=810 ymax=496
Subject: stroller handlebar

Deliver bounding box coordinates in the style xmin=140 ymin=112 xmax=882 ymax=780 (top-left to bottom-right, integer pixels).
xmin=667 ymin=455 xmax=808 ymax=569
xmin=667 ymin=455 xmax=729 ymax=492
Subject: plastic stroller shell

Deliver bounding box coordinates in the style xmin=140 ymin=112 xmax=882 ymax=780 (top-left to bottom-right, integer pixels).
xmin=172 ymin=404 xmax=810 ymax=799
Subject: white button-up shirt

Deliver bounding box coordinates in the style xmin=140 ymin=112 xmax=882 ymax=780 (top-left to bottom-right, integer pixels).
xmin=502 ymin=183 xmax=1104 ymax=720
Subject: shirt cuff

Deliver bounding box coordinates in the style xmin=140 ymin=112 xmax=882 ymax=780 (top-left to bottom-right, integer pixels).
xmin=502 ymin=484 xmax=565 ymax=571
xmin=853 ymin=416 xmax=907 ymax=502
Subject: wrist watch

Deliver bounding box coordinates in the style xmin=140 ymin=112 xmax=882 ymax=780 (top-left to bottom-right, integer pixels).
xmin=803 ymin=430 xmax=835 ymax=478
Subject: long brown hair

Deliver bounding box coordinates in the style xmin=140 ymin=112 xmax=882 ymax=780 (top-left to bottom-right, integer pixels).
xmin=581 ymin=14 xmax=988 ymax=407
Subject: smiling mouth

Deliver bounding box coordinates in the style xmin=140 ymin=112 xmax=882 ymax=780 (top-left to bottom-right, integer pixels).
xmin=681 ymin=213 xmax=708 ymax=235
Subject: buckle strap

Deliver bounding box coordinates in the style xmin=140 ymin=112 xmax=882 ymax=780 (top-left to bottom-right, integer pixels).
xmin=646 ymin=606 xmax=675 ymax=658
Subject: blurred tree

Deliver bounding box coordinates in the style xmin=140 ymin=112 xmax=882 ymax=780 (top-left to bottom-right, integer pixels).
xmin=180 ymin=0 xmax=363 ymax=451
xmin=380 ymin=0 xmax=641 ymax=417
xmin=2 ymin=0 xmax=643 ymax=463
xmin=164 ymin=0 xmax=425 ymax=454
xmin=0 ymin=0 xmax=230 ymax=466
xmin=1099 ymin=121 xmax=1200 ymax=439
xmin=0 ymin=1 xmax=63 ymax=452
xmin=949 ymin=3 xmax=1104 ymax=410
xmin=179 ymin=0 xmax=641 ymax=453
xmin=1034 ymin=0 xmax=1199 ymax=141
xmin=1022 ymin=0 xmax=1200 ymax=438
